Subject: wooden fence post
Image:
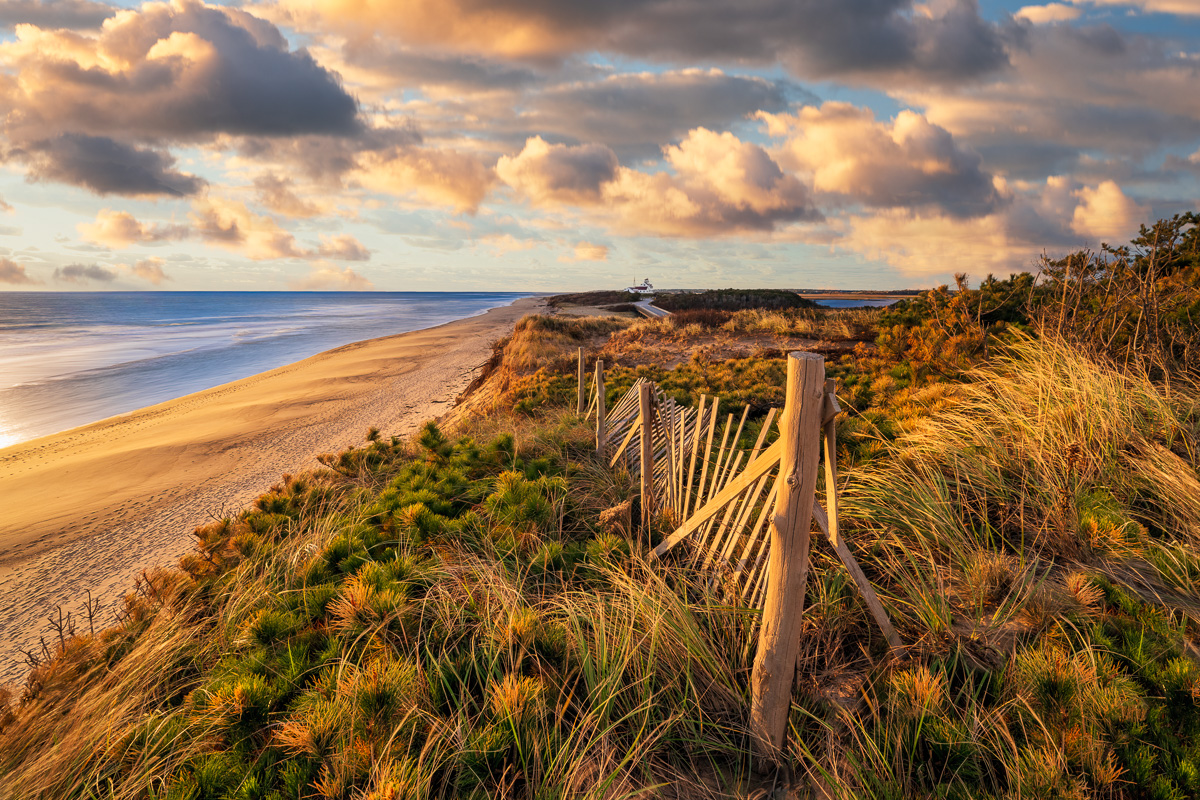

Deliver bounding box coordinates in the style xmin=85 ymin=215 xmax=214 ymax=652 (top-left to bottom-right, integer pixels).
xmin=639 ymin=382 xmax=653 ymax=540
xmin=750 ymin=352 xmax=824 ymax=759
xmin=576 ymin=348 xmax=586 ymax=415
xmin=595 ymin=360 xmax=606 ymax=456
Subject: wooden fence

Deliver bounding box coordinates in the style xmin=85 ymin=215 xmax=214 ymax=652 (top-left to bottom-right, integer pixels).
xmin=576 ymin=347 xmax=901 ymax=758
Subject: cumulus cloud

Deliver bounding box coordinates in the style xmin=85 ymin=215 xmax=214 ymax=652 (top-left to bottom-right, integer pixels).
xmin=561 ymin=241 xmax=608 ymax=262
xmin=289 ymin=265 xmax=373 ymax=290
xmin=19 ymin=134 xmax=206 ymax=197
xmin=0 ymin=0 xmax=114 ymax=29
xmin=253 ymin=174 xmax=324 ymax=217
xmin=478 ymin=233 xmax=538 ymax=255
xmin=828 ymin=175 xmax=1153 ymax=276
xmin=759 ymin=103 xmax=1003 ymax=218
xmin=1015 ymin=3 xmax=1083 ymax=23
xmin=233 ymin=125 xmax=421 ymax=185
xmin=54 ymin=262 xmax=117 ymax=283
xmin=1070 ymin=180 xmax=1149 ymax=242
xmin=496 ymin=136 xmax=618 ymax=206
xmin=0 ymin=2 xmax=359 ymax=144
xmin=899 ymin=24 xmax=1200 ymax=180
xmin=79 ymin=209 xmax=190 ymax=248
xmin=0 ymin=1 xmax=361 ymax=196
xmin=499 ymin=128 xmax=818 ymax=236
xmin=522 ymin=69 xmax=794 ymax=158
xmin=131 ymin=256 xmax=170 ymax=284
xmin=315 ymin=36 xmax=539 ymax=96
xmin=189 ymin=196 xmax=306 ymax=259
xmin=264 ymin=0 xmax=1009 ymax=85
xmin=78 ymin=202 xmax=373 ymax=262
xmin=316 ymin=233 xmax=370 ymax=260
xmin=0 ymin=256 xmax=42 ymax=284
xmin=353 ymin=145 xmax=497 ymax=212
xmin=1068 ymin=0 xmax=1200 ymax=14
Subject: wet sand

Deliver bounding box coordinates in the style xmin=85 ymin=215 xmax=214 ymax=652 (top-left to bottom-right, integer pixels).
xmin=0 ymin=297 xmax=541 ymax=684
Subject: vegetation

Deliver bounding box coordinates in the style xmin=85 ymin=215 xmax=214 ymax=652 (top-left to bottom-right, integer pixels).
xmin=0 ymin=417 xmax=757 ymax=798
xmin=652 ymin=288 xmax=817 ymax=312
xmin=545 ymin=290 xmax=640 ymax=307
xmin=2 ymin=215 xmax=1199 ymax=798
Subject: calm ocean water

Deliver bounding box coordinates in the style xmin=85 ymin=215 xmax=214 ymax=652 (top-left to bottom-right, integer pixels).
xmin=0 ymin=292 xmax=526 ymax=448
xmin=809 ymin=297 xmax=901 ymax=308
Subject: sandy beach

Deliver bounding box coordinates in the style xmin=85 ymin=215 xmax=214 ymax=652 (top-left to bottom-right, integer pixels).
xmin=0 ymin=296 xmax=542 ymax=684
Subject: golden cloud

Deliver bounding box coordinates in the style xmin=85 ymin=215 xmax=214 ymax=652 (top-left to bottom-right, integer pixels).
xmin=1070 ymin=180 xmax=1150 ymax=244
xmin=354 ymin=145 xmax=496 ymax=213
xmin=499 ymin=128 xmax=816 ymax=237
xmin=288 ymin=264 xmax=373 ymax=290
xmin=759 ymin=103 xmax=1001 ymax=218
xmin=560 ymin=241 xmax=608 ymax=262
xmin=78 ymin=209 xmax=189 ymax=248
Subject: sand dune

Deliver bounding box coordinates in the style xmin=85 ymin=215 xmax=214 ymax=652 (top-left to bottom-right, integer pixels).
xmin=0 ymin=297 xmax=541 ymax=685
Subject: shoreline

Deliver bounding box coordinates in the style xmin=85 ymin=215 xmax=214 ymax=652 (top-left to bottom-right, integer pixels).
xmin=0 ymin=292 xmax=531 ymax=451
xmin=0 ymin=296 xmax=542 ymax=684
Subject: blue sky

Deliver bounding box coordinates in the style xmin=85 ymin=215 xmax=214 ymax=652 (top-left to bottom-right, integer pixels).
xmin=0 ymin=0 xmax=1198 ymax=291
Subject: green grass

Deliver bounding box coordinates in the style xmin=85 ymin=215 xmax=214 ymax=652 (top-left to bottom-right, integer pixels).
xmin=0 ymin=416 xmax=758 ymax=799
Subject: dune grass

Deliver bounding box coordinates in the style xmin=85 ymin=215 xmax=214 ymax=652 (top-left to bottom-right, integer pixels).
xmin=0 ymin=414 xmax=761 ymax=799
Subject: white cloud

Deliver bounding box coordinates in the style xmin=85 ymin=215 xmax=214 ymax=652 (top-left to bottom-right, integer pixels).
xmin=130 ymin=257 xmax=171 ymax=284
xmin=1015 ymin=3 xmax=1084 ymax=23
xmin=1068 ymin=0 xmax=1200 ymax=15
xmin=289 ymin=265 xmax=373 ymax=290
xmin=498 ymin=129 xmax=818 ymax=237
xmin=759 ymin=103 xmax=1002 ymax=218
xmin=479 ymin=233 xmax=538 ymax=256
xmin=559 ymin=241 xmax=608 ymax=262
xmin=1070 ymin=180 xmax=1149 ymax=242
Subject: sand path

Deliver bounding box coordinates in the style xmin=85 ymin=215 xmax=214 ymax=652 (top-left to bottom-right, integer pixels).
xmin=0 ymin=297 xmax=541 ymax=684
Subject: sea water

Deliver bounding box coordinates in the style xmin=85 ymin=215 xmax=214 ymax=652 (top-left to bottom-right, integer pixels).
xmin=0 ymin=292 xmax=526 ymax=448
xmin=809 ymin=297 xmax=900 ymax=309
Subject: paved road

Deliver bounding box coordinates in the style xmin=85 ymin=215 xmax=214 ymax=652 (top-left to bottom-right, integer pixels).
xmin=634 ymin=298 xmax=671 ymax=318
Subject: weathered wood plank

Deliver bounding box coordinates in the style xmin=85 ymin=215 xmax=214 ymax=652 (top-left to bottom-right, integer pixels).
xmin=651 ymin=439 xmax=783 ymax=556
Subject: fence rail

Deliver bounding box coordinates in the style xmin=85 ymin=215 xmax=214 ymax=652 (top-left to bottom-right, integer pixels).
xmin=577 ymin=347 xmax=901 ymax=759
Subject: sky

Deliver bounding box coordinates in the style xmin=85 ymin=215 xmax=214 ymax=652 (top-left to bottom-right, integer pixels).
xmin=0 ymin=0 xmax=1197 ymax=292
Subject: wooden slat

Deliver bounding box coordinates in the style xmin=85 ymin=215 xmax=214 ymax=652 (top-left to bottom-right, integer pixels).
xmin=693 ymin=398 xmax=720 ymax=518
xmin=576 ymin=348 xmax=586 ymax=415
xmin=639 ymin=384 xmax=653 ymax=532
xmin=714 ymin=405 xmax=751 ymax=491
xmin=608 ymin=412 xmax=642 ymax=468
xmin=751 ymin=408 xmax=778 ymax=460
xmin=699 ymin=484 xmax=750 ymax=568
xmin=704 ymin=414 xmax=735 ymax=507
xmin=595 ymin=360 xmax=606 ymax=456
xmin=717 ymin=450 xmax=745 ymax=495
xmin=719 ymin=470 xmax=774 ymax=565
xmin=684 ymin=395 xmax=706 ymax=518
xmin=652 ymin=439 xmax=783 ymax=557
xmin=734 ymin=480 xmax=779 ymax=593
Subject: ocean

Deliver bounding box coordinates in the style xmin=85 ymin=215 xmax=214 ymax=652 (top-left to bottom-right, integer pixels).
xmin=0 ymin=291 xmax=526 ymax=448
xmin=809 ymin=297 xmax=901 ymax=308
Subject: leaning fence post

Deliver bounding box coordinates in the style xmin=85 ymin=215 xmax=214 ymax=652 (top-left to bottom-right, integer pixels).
xmin=595 ymin=360 xmax=606 ymax=456
xmin=639 ymin=382 xmax=654 ymax=540
xmin=750 ymin=351 xmax=825 ymax=760
xmin=576 ymin=348 xmax=586 ymax=415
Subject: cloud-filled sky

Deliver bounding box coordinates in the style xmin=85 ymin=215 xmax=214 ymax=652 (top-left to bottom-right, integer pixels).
xmin=0 ymin=0 xmax=1197 ymax=291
